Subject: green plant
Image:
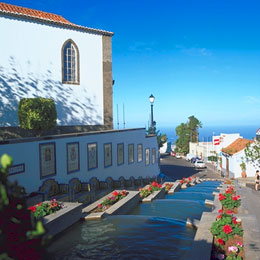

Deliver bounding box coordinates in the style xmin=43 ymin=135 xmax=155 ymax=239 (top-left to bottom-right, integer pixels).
xmin=165 ymin=183 xmax=173 ymax=191
xmin=175 ymin=115 xmax=202 ymax=154
xmin=28 ymin=199 xmax=64 ymax=219
xmin=139 ymin=181 xmax=162 ymax=198
xmin=240 ymin=162 xmax=246 ymax=172
xmin=93 ymin=190 xmax=128 ymax=212
xmin=210 ymin=212 xmax=243 ymax=243
xmin=244 ymin=141 xmax=260 ymax=168
xmin=208 ymin=156 xmax=218 ymax=162
xmin=0 ymin=154 xmax=45 ymax=259
xmin=18 ymin=97 xmax=57 ymax=136
xmin=219 ymin=186 xmax=241 ymax=210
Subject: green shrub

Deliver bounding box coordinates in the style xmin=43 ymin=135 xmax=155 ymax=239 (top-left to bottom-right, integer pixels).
xmin=18 ymin=97 xmax=57 ymax=135
xmin=208 ymin=156 xmax=218 ymax=162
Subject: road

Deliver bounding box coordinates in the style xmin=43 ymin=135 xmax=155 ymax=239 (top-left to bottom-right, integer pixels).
xmin=159 ymin=154 xmax=223 ymax=181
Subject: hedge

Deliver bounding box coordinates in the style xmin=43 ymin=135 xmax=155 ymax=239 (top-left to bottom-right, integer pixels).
xmin=18 ymin=97 xmax=57 ymax=135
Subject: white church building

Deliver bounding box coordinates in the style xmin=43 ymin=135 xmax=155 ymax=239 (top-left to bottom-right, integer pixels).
xmin=0 ymin=2 xmax=113 ymax=132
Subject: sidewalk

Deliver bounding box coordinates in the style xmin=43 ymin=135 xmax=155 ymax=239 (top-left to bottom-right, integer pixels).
xmin=235 ymin=180 xmax=260 ymax=259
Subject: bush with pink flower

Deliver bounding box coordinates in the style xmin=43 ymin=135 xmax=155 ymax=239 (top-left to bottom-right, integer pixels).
xmin=218 ymin=186 xmax=241 ymax=210
xmin=28 ymin=199 xmax=64 ymax=219
xmin=139 ymin=181 xmax=162 ymax=198
xmin=211 ymin=184 xmax=244 ymax=260
xmin=164 ymin=183 xmax=173 ymax=192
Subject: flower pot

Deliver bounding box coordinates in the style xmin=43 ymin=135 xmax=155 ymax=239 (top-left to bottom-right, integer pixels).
xmin=241 ymin=171 xmax=247 ymax=178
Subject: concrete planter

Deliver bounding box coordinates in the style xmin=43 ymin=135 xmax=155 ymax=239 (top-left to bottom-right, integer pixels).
xmin=83 ymin=190 xmax=140 ymax=220
xmin=142 ymin=187 xmax=166 ymax=202
xmin=43 ymin=202 xmax=82 ymax=237
xmin=168 ymin=182 xmax=181 ymax=194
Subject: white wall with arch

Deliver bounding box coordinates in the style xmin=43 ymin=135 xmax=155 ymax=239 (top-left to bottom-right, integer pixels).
xmin=0 ymin=15 xmax=104 ymax=126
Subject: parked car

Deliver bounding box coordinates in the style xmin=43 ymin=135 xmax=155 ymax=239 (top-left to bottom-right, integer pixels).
xmin=176 ymin=153 xmax=181 ymax=159
xmin=186 ymin=154 xmax=193 ymax=161
xmin=194 ymin=160 xmax=206 ymax=169
xmin=191 ymin=157 xmax=200 ymax=164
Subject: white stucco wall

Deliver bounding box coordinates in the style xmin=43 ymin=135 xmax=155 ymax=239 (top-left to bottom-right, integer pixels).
xmin=0 ymin=15 xmax=104 ymax=126
xmin=0 ymin=129 xmax=159 ymax=193
xmin=222 ymin=150 xmax=256 ymax=178
xmin=213 ymin=133 xmax=241 ymax=155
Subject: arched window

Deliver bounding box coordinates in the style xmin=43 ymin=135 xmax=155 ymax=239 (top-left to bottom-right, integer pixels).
xmin=62 ymin=39 xmax=79 ymax=84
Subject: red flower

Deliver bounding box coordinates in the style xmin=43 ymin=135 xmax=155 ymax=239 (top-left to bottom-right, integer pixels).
xmin=217 ymin=215 xmax=222 ymax=219
xmin=148 ymin=186 xmax=152 ymax=191
xmin=218 ymin=209 xmax=223 ymax=213
xmin=225 ymin=190 xmax=231 ymax=194
xmin=217 ymin=238 xmax=224 ymax=245
xmin=232 ymin=196 xmax=238 ymax=201
xmin=180 ymin=180 xmax=184 ymax=184
xmin=232 ymin=219 xmax=238 ymax=225
xmin=188 ymin=177 xmax=192 ymax=181
xmin=158 ymin=184 xmax=162 ymax=188
xmin=98 ymin=204 xmax=102 ymax=208
xmin=223 ymin=225 xmax=232 ymax=234
xmin=219 ymin=194 xmax=226 ymax=201
xmin=37 ymin=202 xmax=42 ymax=206
xmin=28 ymin=206 xmax=36 ymax=213
xmin=112 ymin=191 xmax=119 ymax=197
xmin=226 ymin=210 xmax=233 ymax=214
xmin=152 ymin=181 xmax=158 ymax=187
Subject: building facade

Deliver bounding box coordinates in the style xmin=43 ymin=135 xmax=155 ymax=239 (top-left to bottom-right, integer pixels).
xmin=0 ymin=2 xmax=113 ymax=135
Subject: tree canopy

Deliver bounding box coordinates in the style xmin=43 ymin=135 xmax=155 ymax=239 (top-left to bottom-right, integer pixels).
xmin=175 ymin=115 xmax=202 ymax=154
xmin=147 ymin=126 xmax=167 ymax=148
xmin=245 ymin=140 xmax=260 ymax=168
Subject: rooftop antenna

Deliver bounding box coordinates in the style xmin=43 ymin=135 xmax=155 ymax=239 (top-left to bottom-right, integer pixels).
xmin=117 ymin=104 xmax=119 ymax=129
xmin=123 ymin=103 xmax=126 ymax=129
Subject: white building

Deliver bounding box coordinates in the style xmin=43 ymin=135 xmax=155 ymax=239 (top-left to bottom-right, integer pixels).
xmin=0 ymin=2 xmax=113 ymax=131
xmin=221 ymin=138 xmax=254 ymax=178
xmin=189 ymin=141 xmax=214 ymax=160
xmin=189 ymin=133 xmax=243 ymax=165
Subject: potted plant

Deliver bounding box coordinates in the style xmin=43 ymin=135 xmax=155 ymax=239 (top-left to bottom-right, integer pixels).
xmin=240 ymin=161 xmax=247 ymax=178
xmin=219 ymin=157 xmax=222 ymax=169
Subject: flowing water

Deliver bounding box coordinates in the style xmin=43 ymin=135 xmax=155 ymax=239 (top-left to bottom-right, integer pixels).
xmin=47 ymin=181 xmax=221 ymax=259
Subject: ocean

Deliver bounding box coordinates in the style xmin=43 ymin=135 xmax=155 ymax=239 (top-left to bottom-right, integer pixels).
xmin=158 ymin=125 xmax=259 ymax=144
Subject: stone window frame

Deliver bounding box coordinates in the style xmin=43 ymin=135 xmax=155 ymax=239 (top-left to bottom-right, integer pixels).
xmin=61 ymin=39 xmax=80 ymax=85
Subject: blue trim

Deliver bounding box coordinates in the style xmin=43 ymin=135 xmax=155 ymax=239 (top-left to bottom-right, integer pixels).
xmin=104 ymin=142 xmax=112 ymax=168
xmin=152 ymin=148 xmax=156 ymax=164
xmin=117 ymin=143 xmax=124 ymax=166
xmin=66 ymin=142 xmax=80 ymax=174
xmin=137 ymin=143 xmax=143 ymax=163
xmin=87 ymin=142 xmax=98 ymax=170
xmin=39 ymin=142 xmax=56 ymax=179
xmin=128 ymin=143 xmax=134 ymax=164
xmin=145 ymin=148 xmax=150 ymax=166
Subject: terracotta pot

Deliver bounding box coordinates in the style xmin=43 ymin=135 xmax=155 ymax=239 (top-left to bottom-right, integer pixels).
xmin=241 ymin=171 xmax=247 ymax=178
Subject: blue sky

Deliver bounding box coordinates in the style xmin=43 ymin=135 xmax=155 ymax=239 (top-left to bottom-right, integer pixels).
xmin=3 ymin=0 xmax=260 ymax=130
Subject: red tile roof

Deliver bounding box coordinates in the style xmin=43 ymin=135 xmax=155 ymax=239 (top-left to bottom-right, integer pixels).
xmin=222 ymin=138 xmax=253 ymax=155
xmin=0 ymin=2 xmax=113 ymax=36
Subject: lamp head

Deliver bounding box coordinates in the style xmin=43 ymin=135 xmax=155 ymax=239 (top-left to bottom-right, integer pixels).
xmin=149 ymin=94 xmax=155 ymax=104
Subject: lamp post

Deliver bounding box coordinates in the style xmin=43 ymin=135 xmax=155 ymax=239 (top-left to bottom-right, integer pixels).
xmin=149 ymin=94 xmax=155 ymax=134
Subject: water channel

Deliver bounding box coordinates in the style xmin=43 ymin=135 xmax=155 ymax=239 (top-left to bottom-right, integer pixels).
xmin=47 ymin=181 xmax=221 ymax=259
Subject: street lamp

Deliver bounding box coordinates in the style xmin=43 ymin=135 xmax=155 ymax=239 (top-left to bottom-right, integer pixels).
xmin=149 ymin=94 xmax=155 ymax=134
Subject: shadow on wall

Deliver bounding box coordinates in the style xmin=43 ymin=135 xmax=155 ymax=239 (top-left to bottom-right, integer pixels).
xmin=0 ymin=56 xmax=102 ymax=127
